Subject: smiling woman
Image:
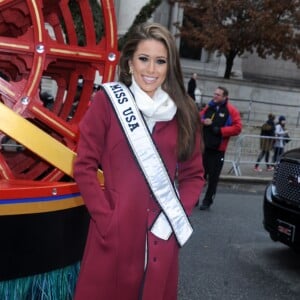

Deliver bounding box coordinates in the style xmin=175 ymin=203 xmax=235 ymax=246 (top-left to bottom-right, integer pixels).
xmin=73 ymin=22 xmax=205 ymax=300
xmin=129 ymin=39 xmax=168 ymax=97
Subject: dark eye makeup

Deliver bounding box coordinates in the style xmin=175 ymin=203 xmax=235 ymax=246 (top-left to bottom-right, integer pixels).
xmin=137 ymin=56 xmax=167 ymax=65
xmin=157 ymin=58 xmax=167 ymax=65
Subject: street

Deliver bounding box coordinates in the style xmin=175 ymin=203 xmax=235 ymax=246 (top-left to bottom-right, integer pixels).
xmin=178 ymin=184 xmax=300 ymax=300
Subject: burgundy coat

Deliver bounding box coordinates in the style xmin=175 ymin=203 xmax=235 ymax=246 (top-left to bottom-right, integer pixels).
xmin=73 ymin=89 xmax=205 ymax=300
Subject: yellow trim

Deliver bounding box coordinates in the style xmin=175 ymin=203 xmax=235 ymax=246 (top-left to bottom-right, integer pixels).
xmin=0 ymin=165 xmax=9 ymax=180
xmin=0 ymin=82 xmax=15 ymax=97
xmin=31 ymin=106 xmax=76 ymax=138
xmin=49 ymin=48 xmax=103 ymax=59
xmin=107 ymin=65 xmax=113 ymax=81
xmin=105 ymin=0 xmax=115 ymax=49
xmin=0 ymin=42 xmax=30 ymax=50
xmin=0 ymin=102 xmax=104 ymax=184
xmin=27 ymin=56 xmax=43 ymax=96
xmin=31 ymin=0 xmax=43 ymax=42
xmin=0 ymin=196 xmax=84 ymax=215
xmin=44 ymin=170 xmax=65 ymax=181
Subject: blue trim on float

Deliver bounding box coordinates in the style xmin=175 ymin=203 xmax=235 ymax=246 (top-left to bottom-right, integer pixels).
xmin=0 ymin=192 xmax=81 ymax=205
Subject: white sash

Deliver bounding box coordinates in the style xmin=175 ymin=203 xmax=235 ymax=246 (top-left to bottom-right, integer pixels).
xmin=102 ymin=82 xmax=193 ymax=247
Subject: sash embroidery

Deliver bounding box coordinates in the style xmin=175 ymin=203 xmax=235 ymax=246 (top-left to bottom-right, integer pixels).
xmin=102 ymin=82 xmax=193 ymax=247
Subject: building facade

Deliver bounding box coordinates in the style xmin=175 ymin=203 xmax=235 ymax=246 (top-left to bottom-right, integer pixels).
xmin=114 ymin=0 xmax=300 ymax=86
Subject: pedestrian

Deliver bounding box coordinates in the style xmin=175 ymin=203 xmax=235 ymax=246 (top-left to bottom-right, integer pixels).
xmin=187 ymin=72 xmax=198 ymax=101
xmin=254 ymin=113 xmax=276 ymax=172
xmin=199 ymin=86 xmax=242 ymax=210
xmin=273 ymin=115 xmax=289 ymax=163
xmin=73 ymin=22 xmax=205 ymax=300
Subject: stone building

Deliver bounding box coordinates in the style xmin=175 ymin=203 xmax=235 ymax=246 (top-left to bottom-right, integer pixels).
xmin=114 ymin=0 xmax=300 ymax=86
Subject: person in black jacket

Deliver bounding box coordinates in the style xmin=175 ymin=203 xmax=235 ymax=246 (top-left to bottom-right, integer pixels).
xmin=254 ymin=113 xmax=276 ymax=172
xmin=199 ymin=86 xmax=242 ymax=210
xmin=187 ymin=73 xmax=197 ymax=100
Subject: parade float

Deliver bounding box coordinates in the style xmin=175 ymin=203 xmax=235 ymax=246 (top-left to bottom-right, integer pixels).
xmin=0 ymin=0 xmax=118 ymax=298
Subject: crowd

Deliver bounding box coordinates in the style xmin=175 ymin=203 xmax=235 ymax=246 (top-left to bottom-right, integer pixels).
xmin=254 ymin=114 xmax=289 ymax=172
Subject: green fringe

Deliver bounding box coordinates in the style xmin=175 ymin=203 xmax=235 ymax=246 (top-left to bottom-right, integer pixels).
xmin=0 ymin=262 xmax=80 ymax=300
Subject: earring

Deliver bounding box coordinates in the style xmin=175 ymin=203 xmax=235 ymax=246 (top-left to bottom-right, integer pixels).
xmin=129 ymin=67 xmax=133 ymax=75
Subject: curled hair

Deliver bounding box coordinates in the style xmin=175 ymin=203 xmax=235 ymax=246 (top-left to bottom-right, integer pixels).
xmin=119 ymin=22 xmax=201 ymax=161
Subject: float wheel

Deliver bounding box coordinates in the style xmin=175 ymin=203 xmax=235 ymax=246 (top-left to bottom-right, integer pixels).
xmin=0 ymin=0 xmax=118 ymax=181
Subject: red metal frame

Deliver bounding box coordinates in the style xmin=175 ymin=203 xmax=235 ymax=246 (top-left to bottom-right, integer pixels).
xmin=0 ymin=1 xmax=119 ymax=282
xmin=0 ymin=0 xmax=119 ymax=183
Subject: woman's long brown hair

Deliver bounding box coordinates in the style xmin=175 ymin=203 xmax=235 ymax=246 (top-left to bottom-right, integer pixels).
xmin=119 ymin=22 xmax=201 ymax=161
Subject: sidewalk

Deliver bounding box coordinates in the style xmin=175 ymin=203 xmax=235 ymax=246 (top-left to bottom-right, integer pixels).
xmin=220 ymin=162 xmax=273 ymax=184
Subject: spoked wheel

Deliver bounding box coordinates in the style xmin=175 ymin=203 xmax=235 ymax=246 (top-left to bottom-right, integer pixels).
xmin=0 ymin=0 xmax=118 ymax=285
xmin=0 ymin=0 xmax=118 ymax=181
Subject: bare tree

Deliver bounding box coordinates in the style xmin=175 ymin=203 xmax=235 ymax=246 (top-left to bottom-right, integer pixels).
xmin=176 ymin=0 xmax=300 ymax=79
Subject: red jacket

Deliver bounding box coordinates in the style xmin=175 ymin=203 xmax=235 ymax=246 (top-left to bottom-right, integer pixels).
xmin=73 ymin=89 xmax=205 ymax=300
xmin=200 ymin=100 xmax=242 ymax=152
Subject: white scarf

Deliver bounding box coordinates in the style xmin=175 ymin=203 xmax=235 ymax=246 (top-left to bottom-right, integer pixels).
xmin=129 ymin=77 xmax=177 ymax=132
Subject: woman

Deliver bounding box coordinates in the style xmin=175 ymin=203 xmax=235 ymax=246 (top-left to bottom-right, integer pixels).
xmin=273 ymin=115 xmax=289 ymax=163
xmin=73 ymin=22 xmax=205 ymax=300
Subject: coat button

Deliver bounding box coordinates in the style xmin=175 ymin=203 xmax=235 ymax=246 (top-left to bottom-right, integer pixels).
xmin=153 ymin=257 xmax=157 ymax=262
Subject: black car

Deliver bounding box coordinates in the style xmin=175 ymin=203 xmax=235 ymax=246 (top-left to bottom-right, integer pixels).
xmin=263 ymin=148 xmax=300 ymax=250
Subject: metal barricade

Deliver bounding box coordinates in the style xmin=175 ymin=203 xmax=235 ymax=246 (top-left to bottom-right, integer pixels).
xmin=224 ymin=134 xmax=300 ymax=176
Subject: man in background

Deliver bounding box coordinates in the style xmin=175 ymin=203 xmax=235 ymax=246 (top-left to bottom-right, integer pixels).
xmin=199 ymin=86 xmax=242 ymax=210
xmin=187 ymin=73 xmax=198 ymax=101
xmin=254 ymin=113 xmax=276 ymax=172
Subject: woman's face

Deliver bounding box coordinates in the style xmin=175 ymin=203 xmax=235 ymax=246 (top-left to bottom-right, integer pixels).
xmin=129 ymin=39 xmax=168 ymax=98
